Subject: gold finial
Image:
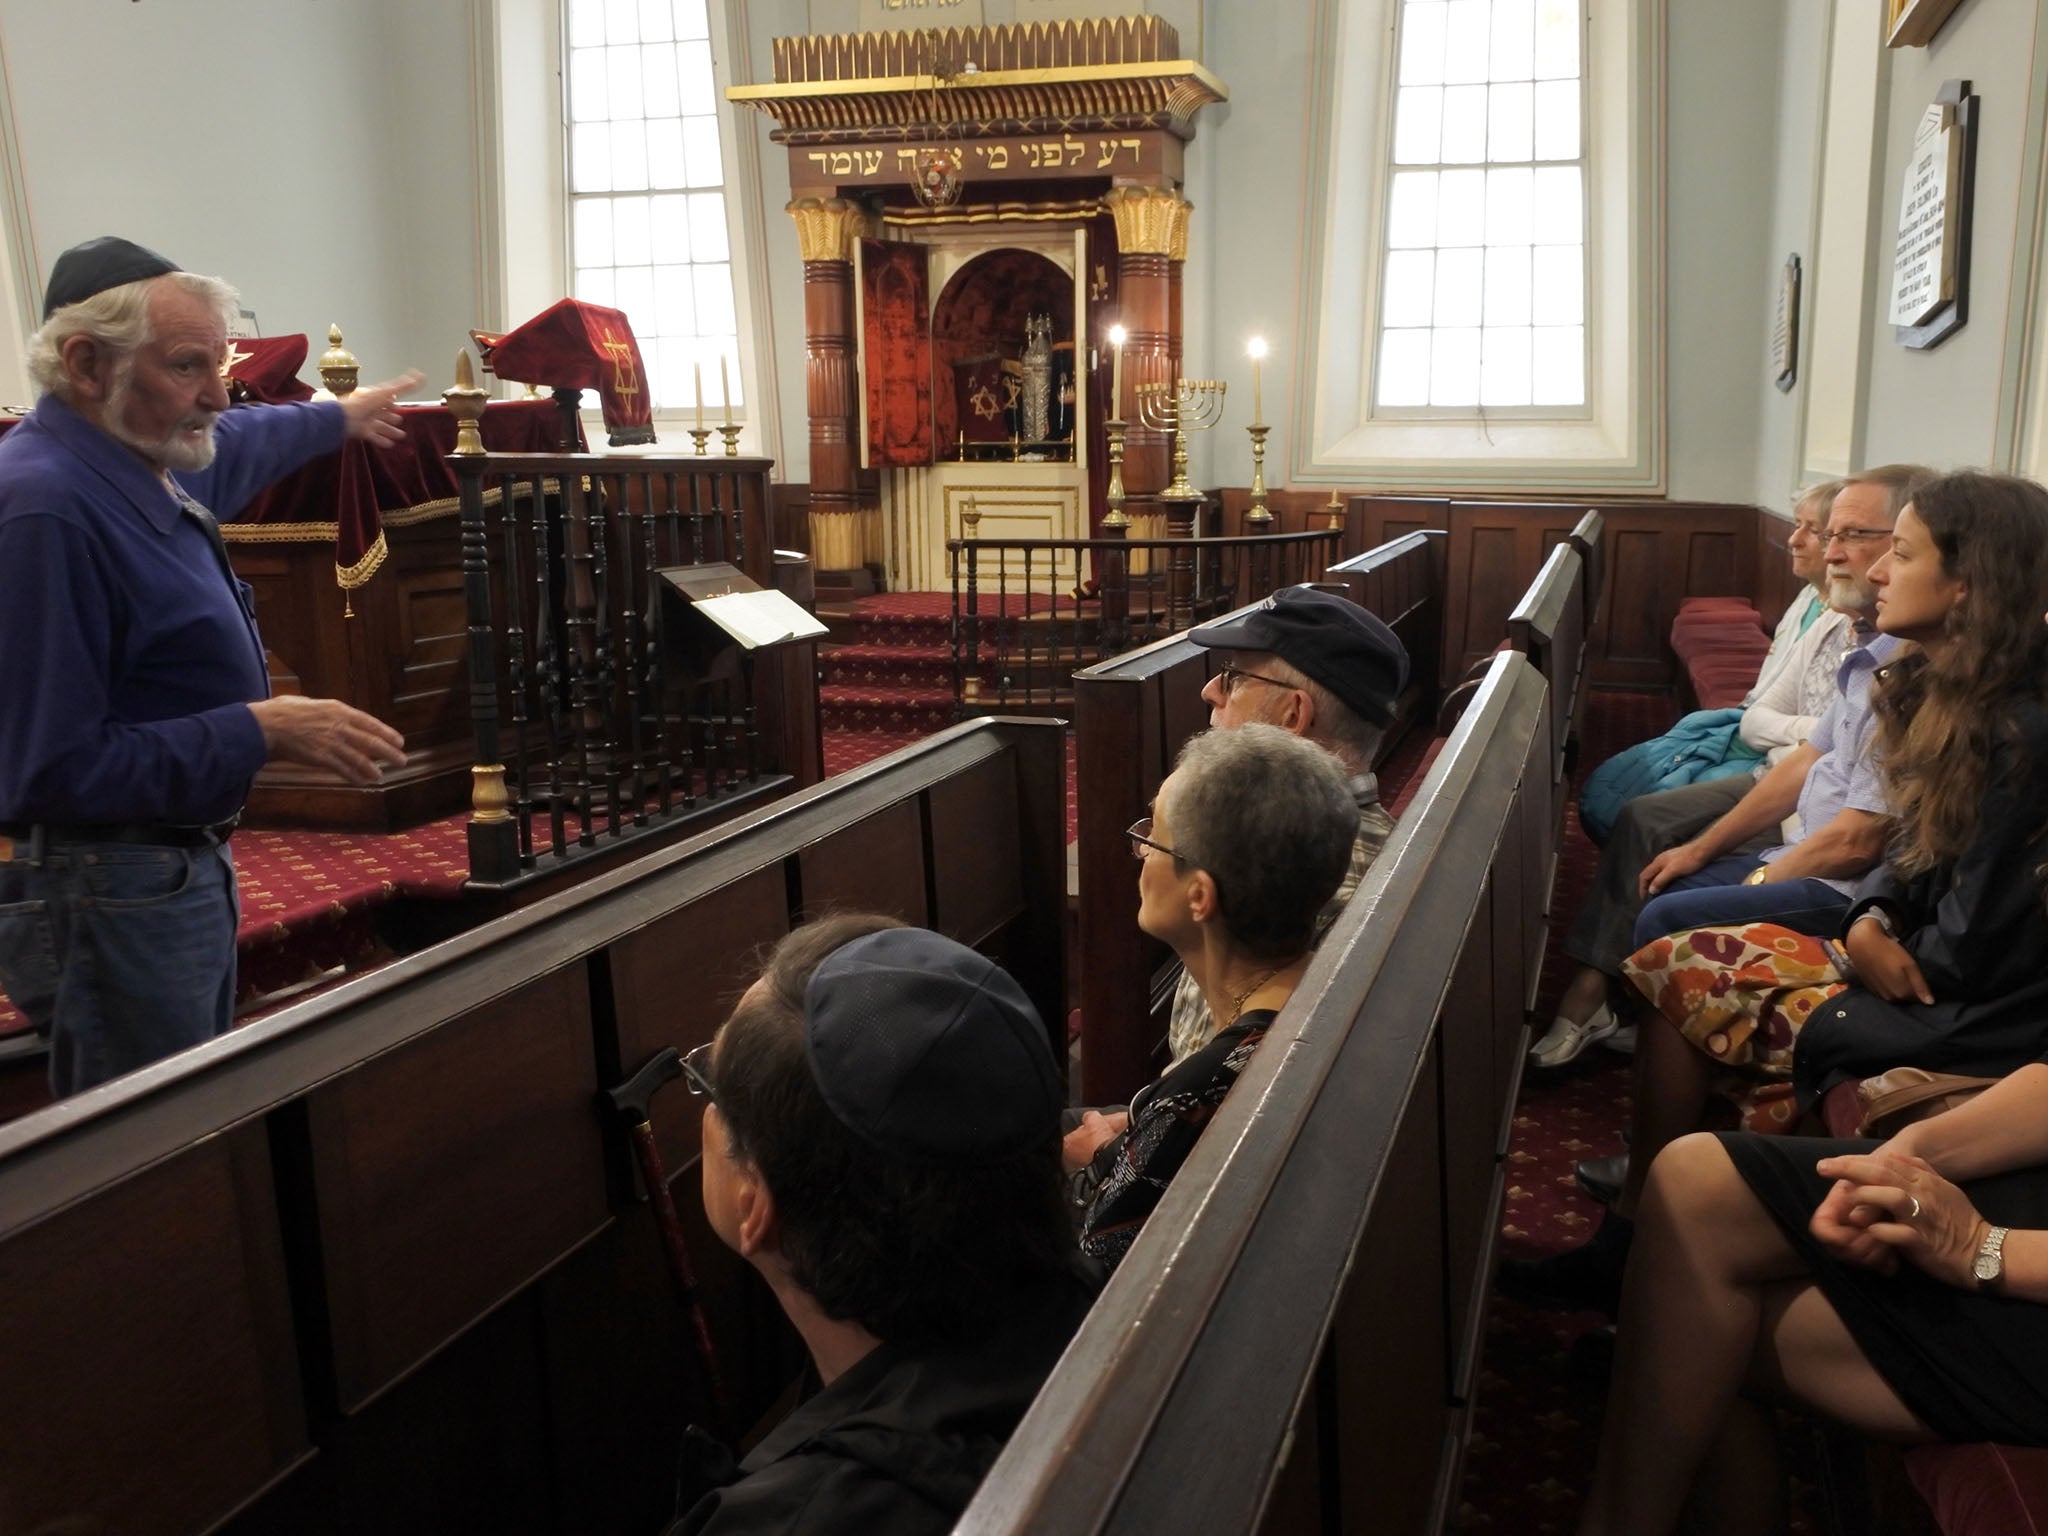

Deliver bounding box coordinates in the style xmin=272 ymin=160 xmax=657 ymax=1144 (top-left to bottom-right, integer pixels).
xmin=319 ymin=324 xmax=360 ymax=397
xmin=444 ymin=349 xmax=489 ymax=456
xmin=962 ymin=496 xmax=982 ymax=537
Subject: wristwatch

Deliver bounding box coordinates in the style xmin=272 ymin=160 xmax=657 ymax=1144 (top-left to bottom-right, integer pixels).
xmin=1973 ymin=1225 xmax=2009 ymax=1291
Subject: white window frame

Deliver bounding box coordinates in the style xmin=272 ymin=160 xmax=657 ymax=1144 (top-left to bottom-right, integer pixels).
xmin=1296 ymin=0 xmax=1662 ymax=491
xmin=477 ymin=0 xmax=780 ymax=459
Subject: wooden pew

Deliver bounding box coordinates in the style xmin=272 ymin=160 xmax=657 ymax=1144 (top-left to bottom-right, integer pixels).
xmin=963 ymin=652 xmax=1552 ymax=1536
xmin=1568 ymin=507 xmax=1605 ymax=636
xmin=1505 ymin=544 xmax=1586 ymax=1005
xmin=1323 ymin=528 xmax=1447 ymax=757
xmin=0 ymin=718 xmax=1064 ymax=1536
xmin=1071 ymin=537 xmax=1446 ymax=1105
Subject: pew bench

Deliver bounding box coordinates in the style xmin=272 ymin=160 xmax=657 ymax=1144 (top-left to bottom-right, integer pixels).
xmin=1671 ymin=595 xmax=1771 ymax=709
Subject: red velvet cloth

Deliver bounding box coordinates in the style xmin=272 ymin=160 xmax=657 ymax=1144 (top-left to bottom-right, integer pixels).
xmin=861 ymin=238 xmax=932 ymax=466
xmin=231 ymin=397 xmax=571 ymax=587
xmin=224 ymin=334 xmax=315 ymax=403
xmin=1908 ymin=1442 xmax=2048 ymax=1535
xmin=483 ymin=299 xmax=654 ymax=446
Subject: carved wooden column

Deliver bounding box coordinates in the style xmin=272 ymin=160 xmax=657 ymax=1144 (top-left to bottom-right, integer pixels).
xmin=1103 ymin=185 xmax=1191 ymax=501
xmin=789 ymin=196 xmax=871 ymax=579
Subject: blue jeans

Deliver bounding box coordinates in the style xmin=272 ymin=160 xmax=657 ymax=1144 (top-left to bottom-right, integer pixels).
xmin=1631 ymin=854 xmax=1849 ymax=950
xmin=0 ymin=839 xmax=237 ymax=1097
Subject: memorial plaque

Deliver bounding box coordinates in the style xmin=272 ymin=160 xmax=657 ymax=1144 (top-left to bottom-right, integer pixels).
xmin=1889 ymin=102 xmax=1960 ymax=328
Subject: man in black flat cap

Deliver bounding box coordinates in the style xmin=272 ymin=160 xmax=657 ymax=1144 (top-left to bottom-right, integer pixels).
xmin=0 ymin=235 xmax=420 ymax=1096
xmin=676 ymin=913 xmax=1096 ymax=1536
xmin=1159 ymin=586 xmax=1408 ymax=1065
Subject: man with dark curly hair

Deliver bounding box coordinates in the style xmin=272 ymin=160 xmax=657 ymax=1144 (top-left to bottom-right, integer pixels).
xmin=674 ymin=914 xmax=1096 ymax=1535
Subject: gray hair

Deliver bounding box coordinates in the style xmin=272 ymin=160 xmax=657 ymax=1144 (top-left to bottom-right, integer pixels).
xmin=1792 ymin=479 xmax=1844 ymax=521
xmin=1165 ymin=723 xmax=1360 ymax=964
xmin=1846 ymin=463 xmax=1937 ymax=523
xmin=26 ymin=270 xmax=240 ymax=398
xmin=1267 ymin=656 xmax=1384 ymax=774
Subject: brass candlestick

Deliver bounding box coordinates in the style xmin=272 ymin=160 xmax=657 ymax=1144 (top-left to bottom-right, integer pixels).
xmin=1136 ymin=378 xmax=1227 ymax=500
xmin=1102 ymin=417 xmax=1130 ymax=529
xmin=718 ymin=422 xmax=742 ymax=456
xmin=1325 ymin=487 xmax=1345 ymax=530
xmin=444 ymin=350 xmax=488 ymax=456
xmin=1245 ymin=422 xmax=1274 ymax=526
xmin=688 ymin=427 xmax=713 ymax=456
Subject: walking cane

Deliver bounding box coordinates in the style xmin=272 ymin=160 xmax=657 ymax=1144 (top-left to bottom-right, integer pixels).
xmin=607 ymin=1047 xmax=736 ymax=1441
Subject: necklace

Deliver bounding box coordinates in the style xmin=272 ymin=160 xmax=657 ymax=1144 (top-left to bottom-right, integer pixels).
xmin=1224 ymin=966 xmax=1281 ymax=1028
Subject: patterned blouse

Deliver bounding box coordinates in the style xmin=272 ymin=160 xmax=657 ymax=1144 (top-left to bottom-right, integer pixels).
xmin=1077 ymin=1009 xmax=1279 ymax=1272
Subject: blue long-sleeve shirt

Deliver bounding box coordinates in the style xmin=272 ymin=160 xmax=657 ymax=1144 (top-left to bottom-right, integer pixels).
xmin=0 ymin=393 xmax=345 ymax=825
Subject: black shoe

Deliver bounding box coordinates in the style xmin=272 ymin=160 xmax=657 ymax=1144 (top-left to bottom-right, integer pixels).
xmin=1574 ymin=1150 xmax=1630 ymax=1206
xmin=1495 ymin=1212 xmax=1635 ymax=1317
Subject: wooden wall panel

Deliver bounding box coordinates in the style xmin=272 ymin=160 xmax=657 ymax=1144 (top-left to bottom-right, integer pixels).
xmin=306 ymin=964 xmax=610 ymax=1409
xmin=928 ymin=752 xmax=1025 ymax=947
xmin=796 ymin=796 xmax=928 ymax=924
xmin=0 ymin=1126 xmax=306 ymax=1536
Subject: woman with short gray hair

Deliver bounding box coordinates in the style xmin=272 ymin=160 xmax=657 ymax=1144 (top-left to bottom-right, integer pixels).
xmin=1072 ymin=723 xmax=1359 ymax=1270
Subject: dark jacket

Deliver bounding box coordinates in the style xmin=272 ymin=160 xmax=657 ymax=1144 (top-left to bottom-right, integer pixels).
xmin=1795 ymin=700 xmax=2048 ymax=1102
xmin=675 ymin=1268 xmax=1096 ymax=1535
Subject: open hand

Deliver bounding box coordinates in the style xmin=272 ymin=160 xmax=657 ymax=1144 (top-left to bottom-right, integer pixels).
xmin=1640 ymin=840 xmax=1710 ymax=899
xmin=250 ymin=695 xmax=406 ymax=784
xmin=1845 ymin=914 xmax=1934 ymax=1004
xmin=339 ymin=370 xmax=426 ymax=449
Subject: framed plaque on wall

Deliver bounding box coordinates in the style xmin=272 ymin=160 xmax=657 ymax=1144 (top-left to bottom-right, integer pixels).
xmin=1887 ymin=0 xmax=1966 ymax=47
xmin=1888 ymin=79 xmax=1977 ymax=352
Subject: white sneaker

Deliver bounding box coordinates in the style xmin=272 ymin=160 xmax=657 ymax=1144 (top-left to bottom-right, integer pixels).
xmin=1602 ymin=1024 xmax=1638 ymax=1056
xmin=1528 ymin=1004 xmax=1618 ymax=1069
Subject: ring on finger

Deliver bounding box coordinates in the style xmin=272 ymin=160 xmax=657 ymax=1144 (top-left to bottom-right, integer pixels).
xmin=1906 ymin=1195 xmax=1922 ymax=1221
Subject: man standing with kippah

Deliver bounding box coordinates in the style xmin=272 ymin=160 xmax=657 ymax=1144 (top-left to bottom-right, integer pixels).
xmin=676 ymin=914 xmax=1096 ymax=1535
xmin=0 ymin=235 xmax=418 ymax=1096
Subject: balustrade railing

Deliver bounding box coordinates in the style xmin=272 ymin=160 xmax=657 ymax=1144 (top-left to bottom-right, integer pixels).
xmin=452 ymin=451 xmax=785 ymax=886
xmin=947 ymin=525 xmax=1343 ymax=714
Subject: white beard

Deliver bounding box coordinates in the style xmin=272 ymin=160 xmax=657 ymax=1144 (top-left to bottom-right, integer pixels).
xmin=105 ymin=364 xmax=220 ymax=472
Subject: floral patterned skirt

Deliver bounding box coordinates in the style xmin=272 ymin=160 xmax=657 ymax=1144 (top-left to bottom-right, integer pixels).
xmin=1621 ymin=922 xmax=1848 ymax=1133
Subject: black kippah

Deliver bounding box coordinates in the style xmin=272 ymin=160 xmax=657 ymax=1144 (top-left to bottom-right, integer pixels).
xmin=804 ymin=928 xmax=1062 ymax=1160
xmin=42 ymin=236 xmax=179 ymax=319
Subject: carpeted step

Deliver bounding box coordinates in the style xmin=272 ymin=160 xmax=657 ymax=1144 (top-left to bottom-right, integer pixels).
xmin=819 ymin=682 xmax=958 ymax=736
xmin=819 ymin=643 xmax=966 ymax=691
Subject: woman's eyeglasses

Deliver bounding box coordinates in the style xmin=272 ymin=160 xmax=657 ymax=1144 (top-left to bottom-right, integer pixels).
xmin=680 ymin=1040 xmax=717 ymax=1102
xmin=1127 ymin=816 xmax=1183 ymax=862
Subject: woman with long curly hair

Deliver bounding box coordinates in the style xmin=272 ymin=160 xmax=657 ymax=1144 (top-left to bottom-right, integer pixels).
xmin=1575 ymin=471 xmax=2048 ymax=1535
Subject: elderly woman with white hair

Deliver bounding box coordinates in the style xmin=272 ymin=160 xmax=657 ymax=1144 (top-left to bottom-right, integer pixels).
xmin=1070 ymin=722 xmax=1361 ymax=1271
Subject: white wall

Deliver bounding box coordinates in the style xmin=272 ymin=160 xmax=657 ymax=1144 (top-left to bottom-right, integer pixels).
xmin=0 ymin=0 xmax=482 ymax=399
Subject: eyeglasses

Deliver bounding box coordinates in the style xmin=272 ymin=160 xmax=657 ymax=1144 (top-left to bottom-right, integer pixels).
xmin=1825 ymin=526 xmax=1893 ymax=548
xmin=1127 ymin=816 xmax=1186 ymax=863
xmin=680 ymin=1040 xmax=717 ymax=1102
xmin=1216 ymin=660 xmax=1296 ymax=696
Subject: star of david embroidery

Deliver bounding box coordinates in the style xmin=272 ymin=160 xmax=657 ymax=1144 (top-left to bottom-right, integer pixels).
xmin=970 ymin=384 xmax=1002 ymax=421
xmin=598 ymin=329 xmax=639 ymax=397
xmin=221 ymin=340 xmax=253 ymax=379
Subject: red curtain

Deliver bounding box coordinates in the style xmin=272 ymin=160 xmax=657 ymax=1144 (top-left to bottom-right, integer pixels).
xmin=861 ymin=239 xmax=932 ymax=467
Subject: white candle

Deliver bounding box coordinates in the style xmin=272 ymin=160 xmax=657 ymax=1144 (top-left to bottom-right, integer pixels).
xmin=1108 ymin=323 xmax=1127 ymax=422
xmin=1247 ymin=336 xmax=1268 ymax=423
xmin=719 ymin=355 xmax=732 ymax=416
xmin=694 ymin=361 xmax=704 ymax=430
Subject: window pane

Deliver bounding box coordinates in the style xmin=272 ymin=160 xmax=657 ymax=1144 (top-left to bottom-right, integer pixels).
xmin=1443 ymin=0 xmax=1490 ymax=84
xmin=1433 ymin=247 xmax=1483 ymax=326
xmin=614 ymin=265 xmax=656 ymax=333
xmin=638 ymin=0 xmax=673 ymax=42
xmin=1440 ymin=83 xmax=1487 ymax=163
xmin=1383 ymin=249 xmax=1436 ymax=327
xmin=1531 ymin=243 xmax=1583 ymax=324
xmin=1486 ymin=166 xmax=1533 ymax=244
xmin=1429 ymin=326 xmax=1482 ymax=406
xmin=1436 ymin=168 xmax=1486 ymax=246
xmin=1484 ymin=244 xmax=1531 ymax=325
xmin=1378 ymin=329 xmax=1433 ymax=406
xmin=1534 ymin=0 xmax=1578 ymax=78
xmin=611 ymin=119 xmax=649 ymax=191
xmin=642 ymin=42 xmax=681 ymax=117
xmin=1388 ymin=171 xmax=1440 ymax=248
xmin=1487 ymin=81 xmax=1533 ymax=162
xmin=1532 ymin=324 xmax=1584 ymax=403
xmin=568 ymin=0 xmax=606 ymax=47
xmin=573 ymin=198 xmax=615 ymax=267
xmin=1480 ymin=325 xmax=1532 ymax=404
xmin=569 ymin=50 xmax=607 ymax=122
xmin=650 ymin=193 xmax=692 ymax=261
xmin=688 ymin=193 xmax=729 ymax=260
xmin=693 ymin=264 xmax=737 ymax=336
xmin=612 ymin=195 xmax=652 ymax=264
xmin=1534 ymin=79 xmax=1579 ymax=159
xmin=1393 ymin=85 xmax=1444 ymax=165
xmin=1531 ymin=164 xmax=1581 ymax=243
xmin=682 ymin=117 xmax=723 ymax=187
xmin=1489 ymin=0 xmax=1535 ymax=78
xmin=654 ymin=263 xmax=696 ymax=335
xmin=1400 ymin=1 xmax=1447 ymax=84
xmin=647 ymin=119 xmax=686 ymax=188
xmin=606 ymin=44 xmax=644 ymax=120
xmin=678 ymin=40 xmax=716 ymax=115
xmin=711 ymin=339 xmax=743 ymax=409
xmin=576 ymin=267 xmax=617 ymax=307
xmin=673 ymin=0 xmax=709 ymax=41
xmin=603 ymin=0 xmax=639 ymax=44
xmin=572 ymin=122 xmax=612 ymax=192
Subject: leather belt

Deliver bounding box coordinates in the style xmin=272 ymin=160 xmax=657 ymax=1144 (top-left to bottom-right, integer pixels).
xmin=0 ymin=817 xmax=239 ymax=849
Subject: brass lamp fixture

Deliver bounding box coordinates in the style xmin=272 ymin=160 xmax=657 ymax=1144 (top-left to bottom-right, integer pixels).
xmin=910 ymin=42 xmax=966 ymax=211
